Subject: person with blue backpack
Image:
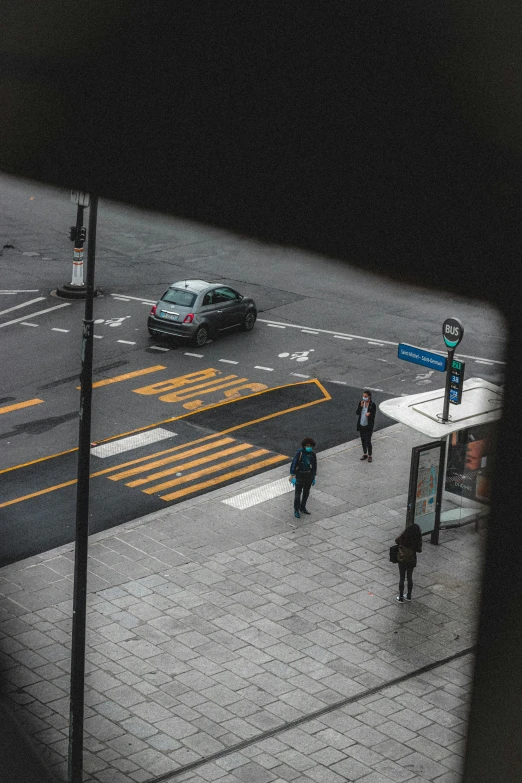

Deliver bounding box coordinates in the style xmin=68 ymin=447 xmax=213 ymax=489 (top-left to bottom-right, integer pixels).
xmin=289 ymin=437 xmax=317 ymax=518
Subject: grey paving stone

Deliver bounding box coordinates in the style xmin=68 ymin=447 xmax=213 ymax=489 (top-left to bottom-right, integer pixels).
xmin=398 ymin=751 xmax=447 ymax=779
xmin=23 ymin=680 xmax=67 ymax=703
xmin=406 ymin=735 xmax=452 ymax=762
xmin=418 ymin=724 xmax=462 ymax=747
xmin=389 ymin=708 xmax=433 ymax=732
xmin=155 ymin=716 xmax=199 ymax=739
xmin=330 ymin=755 xmax=372 ymax=780
xmin=84 ymin=714 xmax=125 ymax=742
xmin=105 ymin=685 xmax=145 ymax=708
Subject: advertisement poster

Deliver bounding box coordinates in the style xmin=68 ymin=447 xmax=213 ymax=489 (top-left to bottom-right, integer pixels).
xmin=445 ymin=422 xmax=496 ymax=504
xmin=414 ymin=446 xmax=440 ymax=533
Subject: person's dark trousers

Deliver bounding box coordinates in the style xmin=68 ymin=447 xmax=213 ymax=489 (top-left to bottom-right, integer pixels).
xmin=294 ymin=475 xmax=312 ymax=511
xmin=398 ymin=563 xmax=415 ymax=598
xmin=360 ymin=428 xmax=372 ymax=456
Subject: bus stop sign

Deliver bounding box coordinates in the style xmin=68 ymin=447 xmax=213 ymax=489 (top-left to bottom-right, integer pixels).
xmin=443 ymin=317 xmax=464 ymax=349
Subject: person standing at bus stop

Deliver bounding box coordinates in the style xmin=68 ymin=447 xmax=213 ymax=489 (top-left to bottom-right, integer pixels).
xmin=395 ymin=522 xmax=423 ymax=602
xmin=289 ymin=437 xmax=317 ymax=518
xmin=356 ymin=389 xmax=377 ymax=462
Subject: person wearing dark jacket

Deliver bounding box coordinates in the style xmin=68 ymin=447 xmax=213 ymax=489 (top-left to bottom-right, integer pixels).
xmin=356 ymin=389 xmax=377 ymax=462
xmin=395 ymin=522 xmax=423 ymax=602
xmin=289 ymin=437 xmax=317 ymax=519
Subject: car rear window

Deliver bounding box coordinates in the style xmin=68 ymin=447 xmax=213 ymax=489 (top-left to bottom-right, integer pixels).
xmin=161 ymin=289 xmax=197 ymax=307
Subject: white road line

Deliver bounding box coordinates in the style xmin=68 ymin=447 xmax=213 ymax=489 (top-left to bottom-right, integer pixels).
xmin=330 ymin=380 xmax=347 ymax=385
xmin=93 ymin=335 xmax=103 ymax=339
xmin=475 ymin=359 xmax=494 ymax=365
xmin=91 ymin=428 xmax=177 ymax=458
xmin=0 ymin=297 xmax=45 ymax=316
xmin=117 ymin=340 xmax=136 ymax=345
xmin=0 ymin=302 xmax=71 ymax=329
xmin=255 ymin=366 xmax=274 ymax=372
xmin=223 ymin=477 xmax=293 ymax=510
xmin=185 ymin=352 xmax=204 ymax=358
xmin=259 ymin=317 xmax=505 ymax=366
xmin=368 ymin=341 xmax=385 ymax=347
xmin=111 ymin=293 xmax=156 ymax=304
xmin=150 ymin=345 xmax=169 ymax=351
xmin=290 ymin=372 xmax=310 ymax=378
xmin=301 ymin=329 xmax=318 ymax=335
xmin=113 ymin=297 xmax=130 ymax=302
xmin=52 ymin=328 xmax=70 ymax=333
xmin=457 ymin=352 xmax=505 ymax=365
xmin=0 ymin=289 xmax=40 ymax=294
xmin=367 ymin=387 xmax=384 ymax=392
xmin=20 ymin=322 xmax=38 ymax=327
xmin=219 ymin=359 xmax=239 ymax=364
xmin=259 ymin=318 xmax=397 ymax=345
xmin=267 ymin=324 xmax=286 ymax=329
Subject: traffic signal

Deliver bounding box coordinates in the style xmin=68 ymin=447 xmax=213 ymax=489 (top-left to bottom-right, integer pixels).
xmin=78 ymin=227 xmax=87 ymax=245
xmin=69 ymin=226 xmax=76 ymax=242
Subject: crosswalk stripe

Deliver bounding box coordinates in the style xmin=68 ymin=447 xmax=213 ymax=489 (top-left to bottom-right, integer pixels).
xmin=144 ymin=448 xmax=270 ymax=495
xmin=106 ymin=437 xmax=234 ymax=481
xmin=159 ymin=455 xmax=288 ymax=501
xmin=126 ymin=443 xmax=253 ymax=487
xmin=91 ymin=428 xmax=177 ymax=457
xmin=92 ymin=432 xmax=224 ymax=477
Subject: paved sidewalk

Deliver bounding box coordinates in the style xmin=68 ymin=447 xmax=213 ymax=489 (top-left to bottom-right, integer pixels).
xmin=0 ymin=424 xmax=484 ymax=782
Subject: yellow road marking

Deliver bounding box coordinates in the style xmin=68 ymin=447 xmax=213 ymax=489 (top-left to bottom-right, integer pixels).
xmin=0 ymin=447 xmax=79 ymax=476
xmin=92 ymin=377 xmax=331 ymax=446
xmin=126 ymin=443 xmax=253 ymax=487
xmin=0 ymin=379 xmax=330 ymax=501
xmin=78 ymin=365 xmax=166 ymax=389
xmin=0 ymin=479 xmax=78 ymax=508
xmin=159 ymin=454 xmax=288 ymax=501
xmin=159 ymin=377 xmax=250 ymax=403
xmin=109 ymin=437 xmax=236 ymax=482
xmin=146 ymin=448 xmax=270 ymax=495
xmin=0 ymin=398 xmax=44 ymax=415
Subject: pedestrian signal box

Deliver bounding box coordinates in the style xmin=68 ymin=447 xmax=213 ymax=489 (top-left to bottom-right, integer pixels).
xmin=449 ymin=359 xmax=465 ymax=405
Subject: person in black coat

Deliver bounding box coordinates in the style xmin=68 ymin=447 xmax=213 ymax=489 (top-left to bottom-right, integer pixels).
xmin=356 ymin=389 xmax=377 ymax=462
xmin=289 ymin=437 xmax=317 ymax=519
xmin=395 ymin=522 xmax=423 ymax=602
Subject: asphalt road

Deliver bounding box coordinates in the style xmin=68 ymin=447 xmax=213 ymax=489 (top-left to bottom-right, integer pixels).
xmin=0 ymin=174 xmax=506 ymax=563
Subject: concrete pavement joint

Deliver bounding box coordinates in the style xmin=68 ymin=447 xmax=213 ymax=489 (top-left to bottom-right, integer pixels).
xmin=146 ymin=647 xmax=475 ymax=783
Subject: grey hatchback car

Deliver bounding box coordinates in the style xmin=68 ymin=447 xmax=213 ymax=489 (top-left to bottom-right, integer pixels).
xmin=148 ymin=280 xmax=257 ymax=347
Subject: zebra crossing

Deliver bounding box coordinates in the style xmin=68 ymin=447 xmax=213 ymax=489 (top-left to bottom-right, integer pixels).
xmin=103 ymin=432 xmax=288 ymax=502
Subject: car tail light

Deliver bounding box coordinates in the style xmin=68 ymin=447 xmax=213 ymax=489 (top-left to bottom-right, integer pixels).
xmin=150 ymin=304 xmax=157 ymax=316
xmin=183 ymin=313 xmax=194 ymax=323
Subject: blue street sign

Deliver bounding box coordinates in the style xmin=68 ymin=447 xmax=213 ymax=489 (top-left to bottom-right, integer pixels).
xmin=398 ymin=343 xmax=447 ymax=372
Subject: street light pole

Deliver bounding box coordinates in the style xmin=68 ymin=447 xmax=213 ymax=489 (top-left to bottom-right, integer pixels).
xmin=58 ymin=191 xmax=91 ymax=299
xmin=68 ymin=194 xmax=98 ymax=783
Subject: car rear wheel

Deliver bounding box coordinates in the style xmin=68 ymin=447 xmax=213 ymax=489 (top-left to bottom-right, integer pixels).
xmin=194 ymin=325 xmax=208 ymax=346
xmin=241 ymin=311 xmax=256 ymax=332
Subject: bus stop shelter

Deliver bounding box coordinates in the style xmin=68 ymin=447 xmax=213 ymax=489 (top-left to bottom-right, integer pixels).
xmin=379 ymin=377 xmax=502 ymax=530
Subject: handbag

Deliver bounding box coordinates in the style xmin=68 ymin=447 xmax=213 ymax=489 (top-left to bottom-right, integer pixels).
xmin=389 ymin=544 xmax=399 ymax=563
xmin=397 ymin=544 xmax=414 ymax=564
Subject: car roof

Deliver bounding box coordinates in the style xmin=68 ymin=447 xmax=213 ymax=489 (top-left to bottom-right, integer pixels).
xmin=169 ymin=280 xmax=212 ymax=293
xmin=168 ymin=280 xmax=235 ymax=294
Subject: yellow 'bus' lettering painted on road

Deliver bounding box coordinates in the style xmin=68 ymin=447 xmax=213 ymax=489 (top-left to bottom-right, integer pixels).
xmin=133 ymin=368 xmax=268 ymax=410
xmin=133 ymin=368 xmax=220 ymax=395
